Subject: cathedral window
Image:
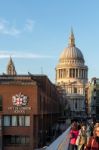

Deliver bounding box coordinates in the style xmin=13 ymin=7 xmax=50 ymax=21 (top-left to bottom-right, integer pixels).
xmin=74 ymin=87 xmax=77 ymax=93
xmin=73 ymin=69 xmax=75 ymax=77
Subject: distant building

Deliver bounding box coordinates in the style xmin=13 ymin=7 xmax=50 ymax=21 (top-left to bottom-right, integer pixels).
xmin=85 ymin=82 xmax=91 ymax=116
xmin=0 ymin=58 xmax=61 ymax=150
xmin=87 ymin=78 xmax=99 ymax=119
xmin=55 ymin=30 xmax=88 ymax=118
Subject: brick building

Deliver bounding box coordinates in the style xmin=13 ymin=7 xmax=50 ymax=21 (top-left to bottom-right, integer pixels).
xmin=0 ymin=58 xmax=61 ymax=150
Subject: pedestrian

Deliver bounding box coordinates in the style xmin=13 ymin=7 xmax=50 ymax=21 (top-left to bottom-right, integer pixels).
xmin=76 ymin=125 xmax=87 ymax=150
xmin=84 ymin=123 xmax=99 ymax=150
xmin=69 ymin=121 xmax=79 ymax=150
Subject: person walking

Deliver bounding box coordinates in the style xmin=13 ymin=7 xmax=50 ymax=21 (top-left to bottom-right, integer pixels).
xmin=76 ymin=125 xmax=87 ymax=150
xmin=84 ymin=123 xmax=99 ymax=150
xmin=69 ymin=121 xmax=79 ymax=150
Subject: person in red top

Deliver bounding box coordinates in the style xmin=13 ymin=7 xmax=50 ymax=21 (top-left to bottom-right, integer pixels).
xmin=69 ymin=121 xmax=79 ymax=150
xmin=85 ymin=123 xmax=99 ymax=150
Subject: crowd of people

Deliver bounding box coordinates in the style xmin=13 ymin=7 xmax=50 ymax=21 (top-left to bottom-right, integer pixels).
xmin=69 ymin=120 xmax=99 ymax=150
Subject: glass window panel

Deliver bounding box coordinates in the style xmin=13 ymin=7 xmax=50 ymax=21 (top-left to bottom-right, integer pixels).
xmin=11 ymin=136 xmax=15 ymax=144
xmin=19 ymin=116 xmax=25 ymax=126
xmin=4 ymin=135 xmax=11 ymax=145
xmin=12 ymin=116 xmax=17 ymax=126
xmin=25 ymin=137 xmax=30 ymax=144
xmin=4 ymin=116 xmax=10 ymax=126
xmin=25 ymin=116 xmax=30 ymax=126
xmin=21 ymin=137 xmax=25 ymax=144
xmin=16 ymin=136 xmax=20 ymax=144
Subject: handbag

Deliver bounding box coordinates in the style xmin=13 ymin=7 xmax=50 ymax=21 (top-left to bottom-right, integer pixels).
xmin=75 ymin=135 xmax=80 ymax=146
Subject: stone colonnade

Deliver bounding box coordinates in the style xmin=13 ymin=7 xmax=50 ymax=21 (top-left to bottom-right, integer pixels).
xmin=56 ymin=68 xmax=87 ymax=79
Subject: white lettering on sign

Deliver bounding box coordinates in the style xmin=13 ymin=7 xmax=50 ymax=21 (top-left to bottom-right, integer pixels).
xmin=8 ymin=106 xmax=31 ymax=113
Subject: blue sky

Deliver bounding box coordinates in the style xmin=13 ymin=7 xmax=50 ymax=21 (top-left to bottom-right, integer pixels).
xmin=0 ymin=0 xmax=99 ymax=82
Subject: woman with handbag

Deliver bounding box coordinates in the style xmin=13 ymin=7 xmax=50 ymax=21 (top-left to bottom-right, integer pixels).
xmin=76 ymin=125 xmax=87 ymax=150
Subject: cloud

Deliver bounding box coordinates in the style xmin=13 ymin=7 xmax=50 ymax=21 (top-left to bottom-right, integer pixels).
xmin=0 ymin=18 xmax=35 ymax=36
xmin=0 ymin=50 xmax=53 ymax=59
xmin=24 ymin=19 xmax=35 ymax=32
xmin=0 ymin=19 xmax=20 ymax=36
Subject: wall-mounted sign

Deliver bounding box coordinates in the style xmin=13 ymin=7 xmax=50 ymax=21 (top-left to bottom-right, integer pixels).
xmin=8 ymin=106 xmax=31 ymax=113
xmin=12 ymin=93 xmax=28 ymax=107
xmin=8 ymin=93 xmax=31 ymax=113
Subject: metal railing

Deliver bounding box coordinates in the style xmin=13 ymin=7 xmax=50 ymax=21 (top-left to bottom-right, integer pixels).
xmin=46 ymin=126 xmax=71 ymax=150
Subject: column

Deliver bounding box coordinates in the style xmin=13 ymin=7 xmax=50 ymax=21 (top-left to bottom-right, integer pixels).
xmin=84 ymin=70 xmax=85 ymax=79
xmin=79 ymin=69 xmax=81 ymax=78
xmin=62 ymin=69 xmax=64 ymax=78
xmin=78 ymin=69 xmax=80 ymax=78
xmin=59 ymin=69 xmax=60 ymax=78
xmin=61 ymin=69 xmax=63 ymax=78
xmin=69 ymin=69 xmax=71 ymax=77
xmin=68 ymin=69 xmax=69 ymax=77
xmin=77 ymin=69 xmax=78 ymax=78
xmin=75 ymin=69 xmax=76 ymax=78
xmin=81 ymin=69 xmax=82 ymax=78
xmin=56 ymin=70 xmax=57 ymax=80
xmin=60 ymin=69 xmax=62 ymax=78
xmin=74 ymin=69 xmax=75 ymax=78
xmin=65 ymin=69 xmax=66 ymax=77
xmin=83 ymin=69 xmax=84 ymax=78
xmin=71 ymin=69 xmax=73 ymax=77
xmin=84 ymin=70 xmax=86 ymax=79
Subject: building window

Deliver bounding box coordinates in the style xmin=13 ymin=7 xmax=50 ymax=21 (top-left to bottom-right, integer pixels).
xmin=74 ymin=87 xmax=77 ymax=93
xmin=12 ymin=116 xmax=17 ymax=126
xmin=19 ymin=116 xmax=25 ymax=126
xmin=25 ymin=137 xmax=30 ymax=144
xmin=21 ymin=137 xmax=25 ymax=144
xmin=25 ymin=116 xmax=30 ymax=126
xmin=0 ymin=96 xmax=2 ymax=111
xmin=3 ymin=116 xmax=30 ymax=127
xmin=16 ymin=136 xmax=20 ymax=144
xmin=4 ymin=135 xmax=30 ymax=145
xmin=11 ymin=136 xmax=15 ymax=144
xmin=73 ymin=69 xmax=75 ymax=77
xmin=4 ymin=116 xmax=10 ymax=126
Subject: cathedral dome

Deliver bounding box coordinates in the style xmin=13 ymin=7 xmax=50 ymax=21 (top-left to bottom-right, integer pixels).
xmin=60 ymin=46 xmax=84 ymax=62
xmin=59 ymin=30 xmax=84 ymax=63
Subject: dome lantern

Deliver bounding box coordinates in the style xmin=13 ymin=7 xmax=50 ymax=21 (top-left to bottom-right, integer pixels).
xmin=68 ymin=29 xmax=75 ymax=47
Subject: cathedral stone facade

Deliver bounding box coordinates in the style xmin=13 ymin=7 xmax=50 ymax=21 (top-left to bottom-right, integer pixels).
xmin=55 ymin=30 xmax=88 ymax=118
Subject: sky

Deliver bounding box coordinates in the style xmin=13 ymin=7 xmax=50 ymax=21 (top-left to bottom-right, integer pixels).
xmin=0 ymin=0 xmax=99 ymax=83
